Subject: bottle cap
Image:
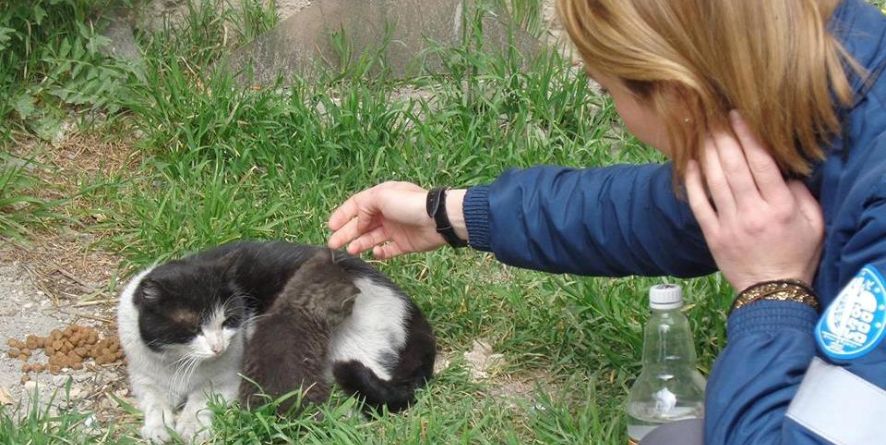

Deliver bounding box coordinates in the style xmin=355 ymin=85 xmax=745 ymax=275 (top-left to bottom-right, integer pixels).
xmin=649 ymin=284 xmax=683 ymax=310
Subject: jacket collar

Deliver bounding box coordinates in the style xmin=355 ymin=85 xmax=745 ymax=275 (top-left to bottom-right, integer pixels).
xmin=831 ymin=0 xmax=886 ymax=97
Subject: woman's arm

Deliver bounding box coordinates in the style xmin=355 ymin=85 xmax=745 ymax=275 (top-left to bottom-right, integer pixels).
xmin=688 ymin=112 xmax=886 ymax=444
xmin=328 ymin=163 xmax=717 ymax=277
xmin=707 ymin=264 xmax=886 ymax=444
xmin=462 ymin=163 xmax=716 ymax=277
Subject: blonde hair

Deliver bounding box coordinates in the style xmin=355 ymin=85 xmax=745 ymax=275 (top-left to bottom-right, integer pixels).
xmin=558 ymin=0 xmax=858 ymax=180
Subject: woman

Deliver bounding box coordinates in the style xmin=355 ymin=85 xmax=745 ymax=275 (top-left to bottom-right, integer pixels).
xmin=328 ymin=0 xmax=886 ymax=443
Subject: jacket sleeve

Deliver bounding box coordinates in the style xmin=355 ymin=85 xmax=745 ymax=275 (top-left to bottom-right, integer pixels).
xmin=704 ymin=189 xmax=886 ymax=445
xmin=462 ymin=164 xmax=716 ymax=277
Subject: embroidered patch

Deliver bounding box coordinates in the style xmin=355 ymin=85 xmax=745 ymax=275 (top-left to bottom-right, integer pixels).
xmin=816 ymin=265 xmax=886 ymax=360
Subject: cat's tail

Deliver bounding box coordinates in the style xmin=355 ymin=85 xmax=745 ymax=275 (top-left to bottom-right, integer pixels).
xmin=332 ymin=360 xmax=425 ymax=413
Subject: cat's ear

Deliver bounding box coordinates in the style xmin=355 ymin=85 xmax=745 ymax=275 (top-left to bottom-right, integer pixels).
xmin=327 ymin=283 xmax=359 ymax=317
xmin=340 ymin=291 xmax=358 ymax=314
xmin=218 ymin=250 xmax=241 ymax=279
xmin=134 ymin=278 xmax=162 ymax=307
xmin=304 ymin=248 xmax=334 ymax=269
xmin=290 ymin=248 xmax=334 ymax=281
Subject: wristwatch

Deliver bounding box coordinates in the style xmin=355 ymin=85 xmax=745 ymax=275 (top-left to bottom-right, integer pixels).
xmin=426 ymin=187 xmax=468 ymax=248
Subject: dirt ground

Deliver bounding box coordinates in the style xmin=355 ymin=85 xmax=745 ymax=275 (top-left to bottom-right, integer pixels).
xmin=0 ymin=132 xmax=136 ymax=419
xmin=0 ymin=260 xmax=128 ymax=420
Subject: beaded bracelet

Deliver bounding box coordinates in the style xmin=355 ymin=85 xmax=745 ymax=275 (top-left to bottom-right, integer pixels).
xmin=729 ymin=279 xmax=821 ymax=315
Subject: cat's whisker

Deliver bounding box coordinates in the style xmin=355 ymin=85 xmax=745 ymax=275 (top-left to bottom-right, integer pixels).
xmin=185 ymin=357 xmax=202 ymax=388
xmin=180 ymin=355 xmax=201 ymax=389
xmin=170 ymin=355 xmax=190 ymax=390
xmin=242 ymin=313 xmax=273 ymax=328
xmin=246 ymin=313 xmax=270 ymax=323
xmin=173 ymin=353 xmax=193 ymax=365
xmin=221 ymin=297 xmax=235 ymax=314
xmin=172 ymin=353 xmax=202 ymax=390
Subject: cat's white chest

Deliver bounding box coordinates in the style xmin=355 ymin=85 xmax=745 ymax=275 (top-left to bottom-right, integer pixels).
xmin=126 ymin=341 xmax=243 ymax=401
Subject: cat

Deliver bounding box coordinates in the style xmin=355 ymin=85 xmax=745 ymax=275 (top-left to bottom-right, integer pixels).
xmin=117 ymin=253 xmax=246 ymax=443
xmin=239 ymin=249 xmax=359 ymax=415
xmin=118 ymin=240 xmax=436 ymax=443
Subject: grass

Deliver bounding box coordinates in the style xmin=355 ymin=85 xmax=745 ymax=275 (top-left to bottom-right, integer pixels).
xmin=0 ymin=0 xmax=136 ymax=143
xmin=0 ymin=381 xmax=137 ymax=444
xmin=0 ymin=0 xmax=817 ymax=442
xmin=0 ymin=153 xmax=61 ymax=241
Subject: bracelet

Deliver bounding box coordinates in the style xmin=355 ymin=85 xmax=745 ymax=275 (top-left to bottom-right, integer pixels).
xmin=426 ymin=187 xmax=468 ymax=248
xmin=730 ymin=279 xmax=820 ymax=315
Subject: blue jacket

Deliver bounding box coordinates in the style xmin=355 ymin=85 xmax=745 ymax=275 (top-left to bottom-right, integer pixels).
xmin=462 ymin=1 xmax=886 ymax=443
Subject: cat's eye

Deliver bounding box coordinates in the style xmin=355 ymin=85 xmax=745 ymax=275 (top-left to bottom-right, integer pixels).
xmin=222 ymin=316 xmax=240 ymax=328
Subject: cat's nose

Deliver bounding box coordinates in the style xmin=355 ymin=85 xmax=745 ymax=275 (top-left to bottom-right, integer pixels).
xmin=210 ymin=343 xmax=224 ymax=355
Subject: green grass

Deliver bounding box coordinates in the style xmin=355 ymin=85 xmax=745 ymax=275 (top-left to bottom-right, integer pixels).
xmin=0 ymin=0 xmax=136 ymax=143
xmin=0 ymin=382 xmax=138 ymax=444
xmin=0 ymin=153 xmax=60 ymax=240
xmin=0 ymin=0 xmax=765 ymax=443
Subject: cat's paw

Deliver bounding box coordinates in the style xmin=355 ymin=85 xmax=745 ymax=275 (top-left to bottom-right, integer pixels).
xmin=175 ymin=414 xmax=211 ymax=444
xmin=141 ymin=422 xmax=172 ymax=444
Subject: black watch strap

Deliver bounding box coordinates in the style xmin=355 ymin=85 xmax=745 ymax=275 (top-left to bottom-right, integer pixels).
xmin=426 ymin=187 xmax=468 ymax=248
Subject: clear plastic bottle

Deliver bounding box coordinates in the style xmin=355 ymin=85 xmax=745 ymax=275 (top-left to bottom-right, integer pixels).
xmin=626 ymin=284 xmax=707 ymax=444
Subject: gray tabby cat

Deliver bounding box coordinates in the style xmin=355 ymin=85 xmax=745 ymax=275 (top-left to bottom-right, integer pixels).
xmin=239 ymin=249 xmax=358 ymax=414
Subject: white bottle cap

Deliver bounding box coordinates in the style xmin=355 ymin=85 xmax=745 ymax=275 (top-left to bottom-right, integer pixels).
xmin=649 ymin=284 xmax=683 ymax=310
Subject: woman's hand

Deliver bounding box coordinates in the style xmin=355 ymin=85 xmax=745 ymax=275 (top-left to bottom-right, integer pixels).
xmin=684 ymin=111 xmax=824 ymax=292
xmin=328 ymin=182 xmax=463 ymax=259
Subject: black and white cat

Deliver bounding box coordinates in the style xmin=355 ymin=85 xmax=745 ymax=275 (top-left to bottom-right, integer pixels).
xmin=117 ymin=241 xmax=436 ymax=443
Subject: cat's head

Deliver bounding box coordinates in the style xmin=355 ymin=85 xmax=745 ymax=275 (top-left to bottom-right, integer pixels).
xmin=133 ymin=255 xmax=247 ymax=359
xmin=282 ymin=249 xmax=359 ymax=322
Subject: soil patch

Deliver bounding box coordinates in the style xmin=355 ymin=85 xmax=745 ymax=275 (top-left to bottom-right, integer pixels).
xmin=1 ymin=132 xmax=135 ymax=422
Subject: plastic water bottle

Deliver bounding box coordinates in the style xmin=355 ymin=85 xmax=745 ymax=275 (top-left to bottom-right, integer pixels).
xmin=626 ymin=284 xmax=706 ymax=444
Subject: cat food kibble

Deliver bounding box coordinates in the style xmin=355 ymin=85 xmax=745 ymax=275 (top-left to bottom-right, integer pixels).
xmin=4 ymin=323 xmax=125 ymax=378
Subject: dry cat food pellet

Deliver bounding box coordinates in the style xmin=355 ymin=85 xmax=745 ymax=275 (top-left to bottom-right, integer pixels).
xmin=5 ymin=323 xmax=125 ymax=376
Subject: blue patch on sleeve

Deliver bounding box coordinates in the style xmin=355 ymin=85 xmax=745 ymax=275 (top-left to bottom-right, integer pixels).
xmin=816 ymin=265 xmax=886 ymax=360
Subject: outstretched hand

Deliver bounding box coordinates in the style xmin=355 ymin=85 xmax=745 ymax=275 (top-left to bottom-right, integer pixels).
xmin=327 ymin=181 xmax=448 ymax=259
xmin=684 ymin=111 xmax=824 ymax=292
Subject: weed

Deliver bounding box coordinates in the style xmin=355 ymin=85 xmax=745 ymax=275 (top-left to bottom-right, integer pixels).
xmin=0 ymin=0 xmax=134 ymax=143
xmin=0 ymin=381 xmax=137 ymax=444
xmin=0 ymin=154 xmax=58 ymax=240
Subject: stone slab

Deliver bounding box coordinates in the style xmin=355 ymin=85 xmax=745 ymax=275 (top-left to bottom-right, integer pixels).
xmin=220 ymin=0 xmax=541 ymax=83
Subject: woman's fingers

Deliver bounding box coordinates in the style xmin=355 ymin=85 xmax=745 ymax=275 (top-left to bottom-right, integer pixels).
xmin=327 ymin=185 xmax=386 ymax=250
xmin=729 ymin=111 xmax=792 ymax=205
xmin=711 ymin=127 xmax=761 ymax=209
xmin=345 ymin=226 xmax=389 ymax=255
xmin=701 ymin=138 xmax=736 ymax=217
xmin=328 ymin=214 xmax=381 ymax=251
xmin=685 ymin=160 xmax=719 ymax=235
xmin=328 ymin=194 xmax=360 ymax=231
xmin=373 ymin=243 xmax=406 ymax=260
xmin=328 ymin=217 xmax=360 ymax=250
xmin=328 ymin=186 xmax=381 ymax=231
xmin=787 ymin=180 xmax=824 ymax=231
